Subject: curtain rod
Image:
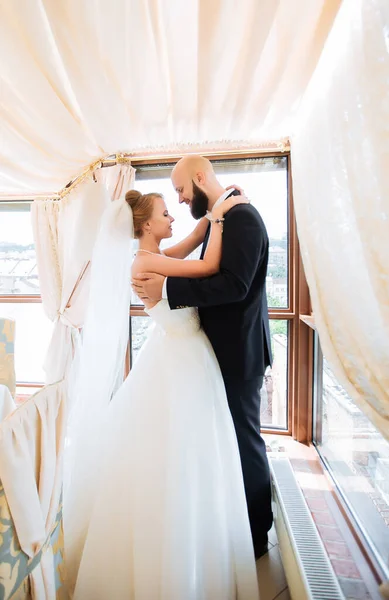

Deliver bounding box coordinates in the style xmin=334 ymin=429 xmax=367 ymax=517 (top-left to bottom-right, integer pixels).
xmin=126 ymin=139 xmax=290 ymax=162
xmin=0 ymin=139 xmax=290 ymax=202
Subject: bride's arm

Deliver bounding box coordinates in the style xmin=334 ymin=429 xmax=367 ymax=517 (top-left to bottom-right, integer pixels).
xmin=138 ymin=196 xmax=248 ymax=278
xmin=162 ymin=218 xmax=209 ymax=259
xmin=140 ymin=222 xmax=222 ymax=277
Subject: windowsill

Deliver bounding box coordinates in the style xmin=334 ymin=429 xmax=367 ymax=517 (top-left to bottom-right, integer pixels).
xmin=264 ymin=434 xmax=386 ymax=597
xmin=15 ymin=384 xmax=43 ymax=406
xmin=299 ymin=314 xmax=315 ymax=330
xmin=0 ymin=295 xmax=42 ymax=302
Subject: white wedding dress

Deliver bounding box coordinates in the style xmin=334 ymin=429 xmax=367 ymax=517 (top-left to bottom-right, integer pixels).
xmin=73 ymin=300 xmax=259 ymax=600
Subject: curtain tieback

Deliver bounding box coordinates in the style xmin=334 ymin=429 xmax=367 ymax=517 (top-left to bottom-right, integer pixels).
xmin=57 ymin=310 xmax=77 ymax=329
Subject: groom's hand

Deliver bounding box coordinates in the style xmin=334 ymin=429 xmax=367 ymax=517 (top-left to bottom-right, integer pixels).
xmin=131 ymin=273 xmax=165 ymax=303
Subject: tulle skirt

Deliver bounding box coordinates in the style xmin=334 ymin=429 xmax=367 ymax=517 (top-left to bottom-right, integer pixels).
xmin=73 ymin=321 xmax=259 ymax=599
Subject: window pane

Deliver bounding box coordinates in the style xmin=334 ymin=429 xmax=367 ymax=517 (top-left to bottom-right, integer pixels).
xmin=130 ymin=316 xmax=151 ymax=364
xmin=0 ymin=303 xmax=52 ymax=383
xmin=261 ymin=320 xmax=288 ymax=430
xmin=130 ymin=314 xmax=288 ymax=430
xmin=133 ymin=157 xmax=288 ymax=308
xmin=314 ymin=337 xmax=389 ymax=568
xmin=215 ymin=161 xmax=288 ymax=309
xmin=0 ymin=203 xmax=39 ymax=295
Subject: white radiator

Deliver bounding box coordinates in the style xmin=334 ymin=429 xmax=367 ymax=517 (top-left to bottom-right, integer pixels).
xmin=269 ymin=454 xmax=345 ymax=600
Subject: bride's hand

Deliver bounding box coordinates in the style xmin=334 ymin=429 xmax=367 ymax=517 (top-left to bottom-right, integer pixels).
xmin=212 ymin=194 xmax=249 ymax=220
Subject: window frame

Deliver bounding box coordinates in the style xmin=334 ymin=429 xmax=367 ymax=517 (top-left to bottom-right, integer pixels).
xmin=0 ymin=150 xmax=314 ymax=437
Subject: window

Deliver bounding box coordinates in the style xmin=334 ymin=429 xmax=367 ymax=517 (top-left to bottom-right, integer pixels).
xmin=130 ymin=154 xmax=294 ymax=431
xmin=0 ymin=203 xmax=39 ymax=295
xmin=313 ymin=332 xmax=389 ymax=572
xmin=1 ymin=152 xmax=298 ymax=430
xmin=0 ymin=203 xmax=51 ymax=390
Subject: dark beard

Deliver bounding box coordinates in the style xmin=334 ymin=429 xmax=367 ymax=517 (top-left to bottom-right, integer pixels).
xmin=190 ymin=182 xmax=209 ymax=219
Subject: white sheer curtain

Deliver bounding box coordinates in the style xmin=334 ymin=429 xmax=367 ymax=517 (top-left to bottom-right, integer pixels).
xmin=0 ymin=0 xmax=341 ymax=196
xmin=32 ymin=164 xmax=135 ymax=384
xmin=291 ymin=0 xmax=389 ymax=440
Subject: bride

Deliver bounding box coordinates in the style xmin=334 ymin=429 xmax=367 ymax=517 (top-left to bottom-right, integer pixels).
xmin=64 ymin=189 xmax=260 ymax=600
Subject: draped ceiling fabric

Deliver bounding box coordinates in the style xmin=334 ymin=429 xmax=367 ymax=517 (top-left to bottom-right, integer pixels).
xmin=0 ymin=0 xmax=341 ymax=197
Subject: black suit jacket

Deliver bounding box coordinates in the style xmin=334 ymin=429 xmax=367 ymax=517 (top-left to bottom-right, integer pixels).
xmin=167 ymin=193 xmax=272 ymax=380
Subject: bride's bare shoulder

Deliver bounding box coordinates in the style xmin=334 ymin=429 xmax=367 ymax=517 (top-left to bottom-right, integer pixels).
xmin=131 ymin=254 xmax=149 ymax=276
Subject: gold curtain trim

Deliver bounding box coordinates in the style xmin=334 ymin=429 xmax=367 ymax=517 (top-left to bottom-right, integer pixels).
xmin=59 ymin=138 xmax=289 ymax=201
xmin=58 ymin=153 xmax=132 ymax=201
xmin=125 ymin=137 xmax=290 ymax=160
xmin=12 ymin=138 xmax=290 ymax=203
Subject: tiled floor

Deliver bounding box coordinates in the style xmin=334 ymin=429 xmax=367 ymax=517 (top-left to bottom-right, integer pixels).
xmin=257 ymin=524 xmax=290 ymax=600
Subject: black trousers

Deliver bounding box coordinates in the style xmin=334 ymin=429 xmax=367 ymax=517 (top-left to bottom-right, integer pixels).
xmin=223 ymin=376 xmax=273 ymax=551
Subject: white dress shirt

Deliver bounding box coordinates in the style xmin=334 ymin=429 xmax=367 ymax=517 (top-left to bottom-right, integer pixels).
xmin=162 ymin=189 xmax=232 ymax=299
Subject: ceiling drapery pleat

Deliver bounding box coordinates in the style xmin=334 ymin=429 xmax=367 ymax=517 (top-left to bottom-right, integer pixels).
xmin=0 ymin=0 xmax=341 ymax=196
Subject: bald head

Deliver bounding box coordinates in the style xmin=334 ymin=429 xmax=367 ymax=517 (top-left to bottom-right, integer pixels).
xmin=172 ymin=155 xmax=214 ymax=181
xmin=171 ymin=155 xmax=225 ymax=219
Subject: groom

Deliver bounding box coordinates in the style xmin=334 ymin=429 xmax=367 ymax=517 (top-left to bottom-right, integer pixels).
xmin=132 ymin=155 xmax=273 ymax=558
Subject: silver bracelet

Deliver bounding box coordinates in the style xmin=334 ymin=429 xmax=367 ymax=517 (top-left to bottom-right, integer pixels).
xmin=208 ymin=216 xmax=225 ymax=232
